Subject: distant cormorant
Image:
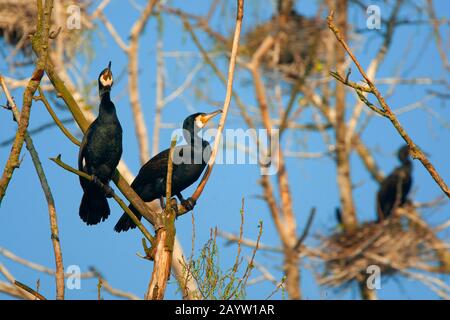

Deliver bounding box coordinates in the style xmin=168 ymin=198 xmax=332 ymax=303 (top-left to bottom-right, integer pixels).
xmin=376 ymin=145 xmax=412 ymax=221
xmin=114 ymin=110 xmax=222 ymax=232
xmin=78 ymin=62 xmax=123 ymax=225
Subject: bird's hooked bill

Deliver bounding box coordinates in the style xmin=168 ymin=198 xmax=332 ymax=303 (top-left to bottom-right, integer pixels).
xmin=200 ymin=109 xmax=223 ymax=125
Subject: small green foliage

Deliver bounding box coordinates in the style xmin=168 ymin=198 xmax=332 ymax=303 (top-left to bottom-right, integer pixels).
xmin=179 ymin=227 xmax=250 ymax=300
xmin=175 ymin=201 xmax=265 ymax=300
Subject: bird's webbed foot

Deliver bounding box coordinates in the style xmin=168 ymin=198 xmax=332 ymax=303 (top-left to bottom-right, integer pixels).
xmin=174 ymin=194 xmax=196 ymax=215
xmin=92 ymin=175 xmax=114 ymax=198
xmin=181 ymin=197 xmax=196 ymax=212
xmin=103 ymin=185 xmax=115 ymax=198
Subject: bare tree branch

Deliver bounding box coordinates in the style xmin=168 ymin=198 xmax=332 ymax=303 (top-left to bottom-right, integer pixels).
xmin=188 ymin=0 xmax=244 ymax=203
xmin=0 ymin=0 xmax=52 ymax=203
xmin=0 ymin=75 xmax=65 ymax=300
xmin=128 ymin=0 xmax=158 ymax=164
xmin=328 ymin=10 xmax=450 ymax=198
xmin=146 ymin=138 xmax=177 ymax=300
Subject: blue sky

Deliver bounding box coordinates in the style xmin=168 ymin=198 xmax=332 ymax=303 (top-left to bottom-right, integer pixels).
xmin=0 ymin=0 xmax=449 ymax=300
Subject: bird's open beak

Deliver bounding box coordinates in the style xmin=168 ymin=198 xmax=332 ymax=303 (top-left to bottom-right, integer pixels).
xmin=201 ymin=109 xmax=223 ymax=125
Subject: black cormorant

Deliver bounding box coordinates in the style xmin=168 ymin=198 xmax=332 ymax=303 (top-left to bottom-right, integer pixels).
xmin=114 ymin=110 xmax=222 ymax=232
xmin=78 ymin=62 xmax=123 ymax=225
xmin=376 ymin=145 xmax=412 ymax=222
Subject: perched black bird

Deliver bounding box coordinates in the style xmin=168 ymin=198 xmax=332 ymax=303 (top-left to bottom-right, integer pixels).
xmin=376 ymin=145 xmax=412 ymax=222
xmin=114 ymin=110 xmax=222 ymax=232
xmin=78 ymin=62 xmax=123 ymax=225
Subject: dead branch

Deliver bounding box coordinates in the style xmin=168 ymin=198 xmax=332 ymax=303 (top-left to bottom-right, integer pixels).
xmin=0 ymin=75 xmax=65 ymax=299
xmin=14 ymin=280 xmax=47 ymax=300
xmin=327 ymin=11 xmax=450 ymax=198
xmin=0 ymin=248 xmax=139 ymax=299
xmin=426 ymin=0 xmax=450 ymax=72
xmin=0 ymin=264 xmax=35 ymax=300
xmin=145 ymin=138 xmax=177 ymax=300
xmin=127 ymin=0 xmax=158 ymax=164
xmin=346 ymin=0 xmax=403 ymax=145
xmin=0 ymin=0 xmax=52 ymax=203
xmin=244 ymin=24 xmax=300 ymax=299
xmin=179 ymin=0 xmax=244 ymax=209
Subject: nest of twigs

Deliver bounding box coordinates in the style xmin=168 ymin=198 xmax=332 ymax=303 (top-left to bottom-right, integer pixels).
xmin=0 ymin=0 xmax=90 ymax=56
xmin=237 ymin=10 xmax=332 ymax=81
xmin=315 ymin=209 xmax=450 ymax=291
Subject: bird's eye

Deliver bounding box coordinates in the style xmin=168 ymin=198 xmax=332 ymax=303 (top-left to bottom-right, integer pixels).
xmin=195 ymin=117 xmax=205 ymax=128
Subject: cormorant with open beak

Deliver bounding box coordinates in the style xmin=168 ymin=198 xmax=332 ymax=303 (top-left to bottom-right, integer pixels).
xmin=78 ymin=62 xmax=123 ymax=225
xmin=114 ymin=110 xmax=222 ymax=232
xmin=376 ymin=145 xmax=412 ymax=222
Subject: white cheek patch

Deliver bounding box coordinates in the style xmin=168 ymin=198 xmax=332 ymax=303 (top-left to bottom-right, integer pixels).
xmin=100 ymin=75 xmax=113 ymax=87
xmin=195 ymin=117 xmax=205 ymax=129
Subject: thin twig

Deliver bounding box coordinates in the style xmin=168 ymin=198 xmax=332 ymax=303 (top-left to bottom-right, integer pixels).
xmin=426 ymin=0 xmax=450 ymax=72
xmin=0 ymin=281 xmax=33 ymax=300
xmin=294 ymin=207 xmax=316 ymax=251
xmin=218 ymin=230 xmax=282 ymax=253
xmin=225 ymin=221 xmax=263 ymax=299
xmin=14 ymin=281 xmax=47 ymax=300
xmin=34 ymin=86 xmax=80 ymax=146
xmin=232 ymin=199 xmax=245 ymax=274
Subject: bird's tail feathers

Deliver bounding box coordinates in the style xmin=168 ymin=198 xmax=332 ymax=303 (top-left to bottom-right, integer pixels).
xmin=79 ymin=182 xmax=110 ymax=225
xmin=114 ymin=204 xmax=141 ymax=233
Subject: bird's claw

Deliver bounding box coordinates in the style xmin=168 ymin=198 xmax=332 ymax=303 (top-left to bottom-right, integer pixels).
xmin=92 ymin=175 xmax=114 ymax=197
xmin=103 ymin=185 xmax=115 ymax=198
xmin=181 ymin=197 xmax=196 ymax=211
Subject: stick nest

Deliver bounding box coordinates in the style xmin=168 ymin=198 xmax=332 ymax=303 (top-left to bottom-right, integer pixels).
xmin=0 ymin=0 xmax=90 ymax=56
xmin=237 ymin=10 xmax=332 ymax=81
xmin=315 ymin=210 xmax=450 ymax=290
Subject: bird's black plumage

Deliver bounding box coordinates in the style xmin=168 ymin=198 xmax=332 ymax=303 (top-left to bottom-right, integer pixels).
xmin=79 ymin=62 xmax=123 ymax=225
xmin=376 ymin=145 xmax=412 ymax=222
xmin=114 ymin=110 xmax=222 ymax=232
